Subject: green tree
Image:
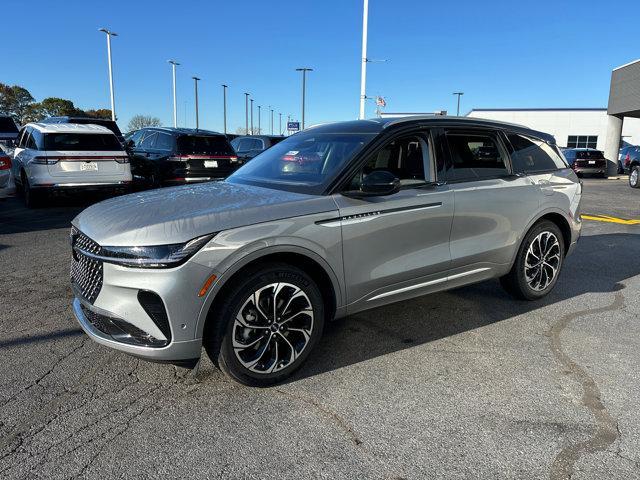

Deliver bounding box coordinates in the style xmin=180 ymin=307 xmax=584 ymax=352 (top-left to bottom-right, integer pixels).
xmin=39 ymin=97 xmax=80 ymax=118
xmin=127 ymin=114 xmax=162 ymax=132
xmin=0 ymin=83 xmax=36 ymax=124
xmin=85 ymin=109 xmax=113 ymax=119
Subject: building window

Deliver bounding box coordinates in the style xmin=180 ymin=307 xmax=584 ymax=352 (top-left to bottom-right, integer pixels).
xmin=567 ymin=135 xmax=598 ymax=149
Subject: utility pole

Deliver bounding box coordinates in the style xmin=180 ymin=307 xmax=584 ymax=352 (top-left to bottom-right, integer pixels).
xmin=359 ymin=0 xmax=369 ymax=120
xmin=258 ymin=105 xmax=261 ymax=134
xmin=99 ymin=28 xmax=117 ymax=121
xmin=168 ymin=60 xmax=180 ymax=127
xmin=295 ymin=68 xmax=313 ymax=129
xmin=453 ymin=92 xmax=464 ymax=116
xmin=279 ymin=112 xmax=282 ymax=135
xmin=222 ymin=84 xmax=228 ymax=134
xmin=192 ymin=76 xmax=201 ymax=129
xmin=244 ymin=93 xmax=249 ymax=134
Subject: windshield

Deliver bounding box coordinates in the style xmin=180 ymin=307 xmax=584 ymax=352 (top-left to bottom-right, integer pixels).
xmin=227 ymin=132 xmax=375 ymax=194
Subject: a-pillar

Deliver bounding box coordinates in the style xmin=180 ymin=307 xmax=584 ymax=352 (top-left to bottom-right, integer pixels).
xmin=604 ymin=114 xmax=623 ymax=175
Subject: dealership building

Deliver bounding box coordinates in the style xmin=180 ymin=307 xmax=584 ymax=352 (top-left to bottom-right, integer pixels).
xmin=466 ymin=108 xmax=640 ymax=151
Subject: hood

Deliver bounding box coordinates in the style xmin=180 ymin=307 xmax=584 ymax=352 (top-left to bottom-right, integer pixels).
xmin=73 ymin=181 xmax=337 ymax=246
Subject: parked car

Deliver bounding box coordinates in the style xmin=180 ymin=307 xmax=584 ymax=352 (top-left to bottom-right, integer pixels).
xmin=619 ymin=145 xmax=640 ymax=175
xmin=12 ymin=123 xmax=132 ymax=207
xmin=0 ymin=144 xmax=15 ymax=199
xmin=70 ymin=116 xmax=581 ymax=386
xmin=230 ymin=135 xmax=285 ymax=162
xmin=562 ymin=148 xmax=607 ymax=177
xmin=125 ymin=127 xmax=238 ymax=187
xmin=40 ymin=116 xmax=125 ymax=145
xmin=0 ymin=115 xmax=19 ymax=146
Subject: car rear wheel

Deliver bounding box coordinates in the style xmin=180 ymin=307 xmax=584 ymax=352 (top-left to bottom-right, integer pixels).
xmin=22 ymin=171 xmax=42 ymax=208
xmin=630 ymin=166 xmax=640 ymax=188
xmin=500 ymin=220 xmax=565 ymax=300
xmin=205 ymin=263 xmax=324 ymax=386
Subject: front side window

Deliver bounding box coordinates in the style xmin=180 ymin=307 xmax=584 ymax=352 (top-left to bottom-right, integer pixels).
xmin=348 ymin=134 xmax=430 ymax=189
xmin=507 ymin=133 xmax=567 ymax=173
xmin=227 ymin=132 xmax=375 ymax=194
xmin=444 ymin=131 xmax=509 ymax=181
xmin=139 ymin=132 xmax=157 ymax=149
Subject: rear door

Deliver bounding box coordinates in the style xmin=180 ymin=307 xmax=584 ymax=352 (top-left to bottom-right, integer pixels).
xmin=175 ymin=134 xmax=238 ymax=178
xmin=442 ymin=127 xmax=539 ymax=281
xmin=334 ymin=128 xmax=454 ymax=310
xmin=44 ymin=132 xmax=129 ymax=181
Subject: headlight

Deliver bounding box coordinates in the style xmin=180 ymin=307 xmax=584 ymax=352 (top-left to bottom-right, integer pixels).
xmin=98 ymin=234 xmax=214 ymax=268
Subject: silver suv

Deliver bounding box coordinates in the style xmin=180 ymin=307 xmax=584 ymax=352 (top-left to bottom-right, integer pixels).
xmin=70 ymin=117 xmax=582 ymax=386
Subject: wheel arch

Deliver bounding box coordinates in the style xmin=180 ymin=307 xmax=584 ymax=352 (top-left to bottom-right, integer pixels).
xmin=196 ymin=247 xmax=342 ymax=339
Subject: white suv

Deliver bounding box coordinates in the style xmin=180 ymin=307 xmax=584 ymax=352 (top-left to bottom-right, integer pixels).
xmin=12 ymin=123 xmax=132 ymax=207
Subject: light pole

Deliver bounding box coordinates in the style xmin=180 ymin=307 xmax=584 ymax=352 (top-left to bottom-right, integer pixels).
xmin=453 ymin=92 xmax=464 ymax=116
xmin=244 ymin=93 xmax=249 ymax=134
xmin=258 ymin=105 xmax=261 ymax=134
xmin=168 ymin=60 xmax=180 ymax=127
xmin=279 ymin=113 xmax=282 ymax=135
xmin=192 ymin=77 xmax=201 ymax=129
xmin=222 ymin=84 xmax=228 ymax=134
xmin=270 ymin=107 xmax=274 ymax=135
xmin=295 ymin=68 xmax=313 ymax=129
xmin=99 ymin=28 xmax=117 ymax=121
xmin=359 ymin=0 xmax=369 ymax=119
xmin=250 ymin=98 xmax=254 ymax=135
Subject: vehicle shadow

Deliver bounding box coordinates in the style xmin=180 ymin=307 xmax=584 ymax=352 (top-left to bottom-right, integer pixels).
xmin=0 ymin=194 xmax=116 ymax=235
xmin=289 ymin=232 xmax=640 ymax=383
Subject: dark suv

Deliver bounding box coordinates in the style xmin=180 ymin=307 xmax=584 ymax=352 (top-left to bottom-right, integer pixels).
xmin=231 ymin=135 xmax=285 ymax=162
xmin=562 ymin=148 xmax=607 ymax=177
xmin=40 ymin=116 xmax=124 ymax=144
xmin=126 ymin=128 xmax=238 ymax=187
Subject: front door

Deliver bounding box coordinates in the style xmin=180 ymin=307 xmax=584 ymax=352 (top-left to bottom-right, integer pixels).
xmin=333 ymin=130 xmax=454 ymax=311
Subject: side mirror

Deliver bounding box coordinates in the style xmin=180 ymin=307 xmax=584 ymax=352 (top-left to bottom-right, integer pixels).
xmin=125 ymin=139 xmax=135 ymax=150
xmin=345 ymin=170 xmax=400 ymax=197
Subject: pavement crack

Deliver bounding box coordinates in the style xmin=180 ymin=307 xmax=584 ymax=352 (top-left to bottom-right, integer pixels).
xmin=548 ymin=291 xmax=624 ymax=480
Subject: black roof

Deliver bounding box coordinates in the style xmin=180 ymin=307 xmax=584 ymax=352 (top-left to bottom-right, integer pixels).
xmin=305 ymin=116 xmax=556 ymax=144
xmin=144 ymin=127 xmax=223 ymax=136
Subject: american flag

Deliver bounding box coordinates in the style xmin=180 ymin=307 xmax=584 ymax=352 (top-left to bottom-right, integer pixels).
xmin=375 ymin=96 xmax=386 ymax=107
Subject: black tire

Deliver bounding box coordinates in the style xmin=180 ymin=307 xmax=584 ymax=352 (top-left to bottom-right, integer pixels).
xmin=22 ymin=171 xmax=42 ymax=208
xmin=204 ymin=263 xmax=325 ymax=387
xmin=500 ymin=220 xmax=565 ymax=301
xmin=630 ymin=165 xmax=640 ymax=189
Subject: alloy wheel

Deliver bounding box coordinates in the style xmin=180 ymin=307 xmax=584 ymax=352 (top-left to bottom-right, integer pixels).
xmin=232 ymin=282 xmax=314 ymax=374
xmin=631 ymin=168 xmax=639 ymax=187
xmin=524 ymin=231 xmax=561 ymax=291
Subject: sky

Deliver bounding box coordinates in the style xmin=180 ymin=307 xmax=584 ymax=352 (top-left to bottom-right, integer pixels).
xmin=2 ymin=0 xmax=639 ymax=133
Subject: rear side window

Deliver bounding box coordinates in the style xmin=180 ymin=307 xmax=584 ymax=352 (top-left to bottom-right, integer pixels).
xmin=177 ymin=135 xmax=234 ymax=155
xmin=507 ymin=133 xmax=567 ymax=173
xmin=444 ymin=131 xmax=509 ymax=181
xmin=44 ymin=133 xmax=122 ymax=151
xmin=154 ymin=132 xmax=174 ymax=151
xmin=139 ymin=132 xmax=157 ymax=149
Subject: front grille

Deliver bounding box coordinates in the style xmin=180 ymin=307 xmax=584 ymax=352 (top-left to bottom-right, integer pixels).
xmin=70 ymin=228 xmax=103 ymax=304
xmin=80 ymin=304 xmax=168 ymax=347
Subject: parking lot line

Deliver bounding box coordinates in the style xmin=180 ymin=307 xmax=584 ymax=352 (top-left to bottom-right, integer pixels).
xmin=581 ymin=214 xmax=640 ymax=225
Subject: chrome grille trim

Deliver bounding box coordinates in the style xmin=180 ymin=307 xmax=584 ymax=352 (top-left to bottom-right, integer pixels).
xmin=70 ymin=228 xmax=103 ymax=304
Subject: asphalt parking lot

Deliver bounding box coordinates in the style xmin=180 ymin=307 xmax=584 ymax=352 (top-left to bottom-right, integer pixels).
xmin=1 ymin=179 xmax=639 ymax=480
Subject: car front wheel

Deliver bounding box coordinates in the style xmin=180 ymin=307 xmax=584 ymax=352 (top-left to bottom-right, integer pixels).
xmin=205 ymin=263 xmax=325 ymax=386
xmin=501 ymin=220 xmax=565 ymax=300
xmin=630 ymin=166 xmax=640 ymax=188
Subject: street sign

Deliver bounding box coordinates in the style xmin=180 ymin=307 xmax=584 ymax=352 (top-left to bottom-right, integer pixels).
xmin=287 ymin=122 xmax=300 ymax=132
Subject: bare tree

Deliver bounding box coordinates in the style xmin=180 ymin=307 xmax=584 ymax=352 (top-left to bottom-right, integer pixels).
xmin=127 ymin=115 xmax=162 ymax=132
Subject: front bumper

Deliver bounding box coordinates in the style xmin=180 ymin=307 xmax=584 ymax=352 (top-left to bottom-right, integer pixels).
xmin=73 ymin=297 xmax=202 ymax=362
